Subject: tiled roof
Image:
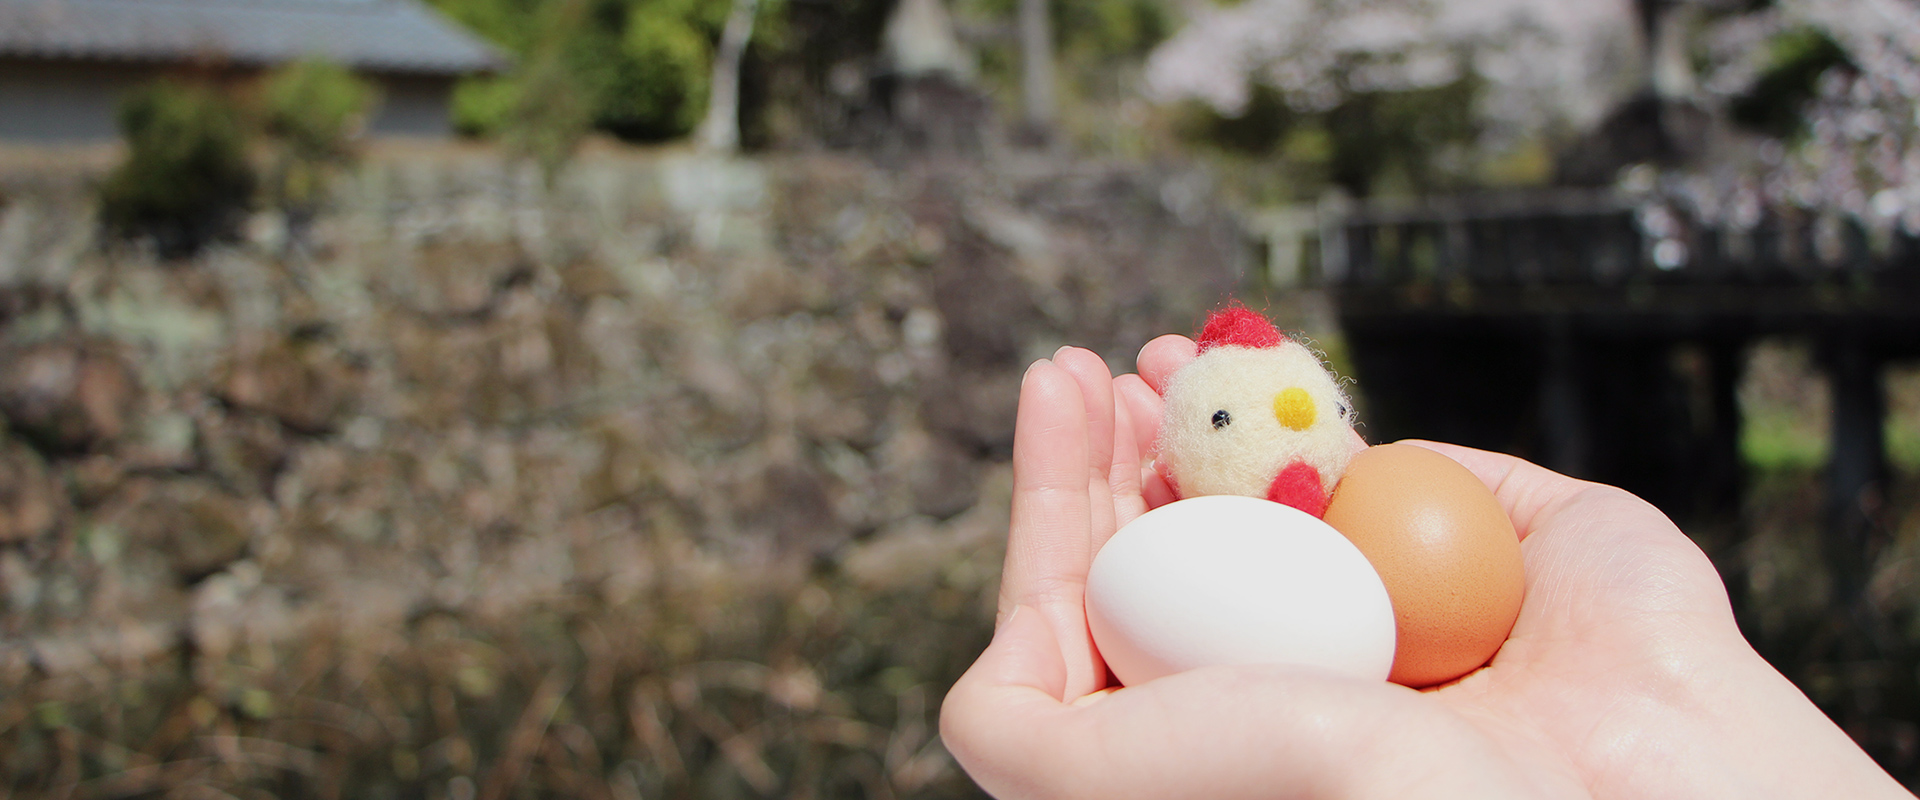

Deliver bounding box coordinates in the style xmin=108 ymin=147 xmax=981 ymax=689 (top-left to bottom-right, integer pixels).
xmin=0 ymin=0 xmax=509 ymax=75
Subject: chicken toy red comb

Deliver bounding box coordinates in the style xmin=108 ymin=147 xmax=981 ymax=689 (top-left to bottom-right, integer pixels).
xmin=1158 ymin=305 xmax=1357 ymax=517
xmin=1196 ymin=304 xmax=1288 ymax=351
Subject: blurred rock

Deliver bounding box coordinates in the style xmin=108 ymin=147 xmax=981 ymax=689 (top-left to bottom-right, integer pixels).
xmin=125 ymin=411 xmax=197 ymax=470
xmin=0 ymin=439 xmax=63 ymax=543
xmin=128 ymin=479 xmax=253 ymax=583
xmin=0 ymin=341 xmax=139 ymax=452
xmin=838 ymin=486 xmax=1005 ymax=593
xmin=928 ymin=218 xmax=1040 ymax=367
xmin=197 ymin=407 xmax=293 ymax=493
xmin=400 ymin=238 xmax=533 ymax=318
xmin=214 ymin=339 xmax=357 ymax=435
xmin=661 ymin=155 xmax=771 ymax=255
xmin=917 ymin=366 xmax=1021 ymax=455
xmin=72 ymin=267 xmax=227 ymax=393
xmin=63 ymin=454 xmax=126 ymax=508
xmin=876 ymin=422 xmax=979 ymax=520
xmin=732 ymin=457 xmax=842 ymax=556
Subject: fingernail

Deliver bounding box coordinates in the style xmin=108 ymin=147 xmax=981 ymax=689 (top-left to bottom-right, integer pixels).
xmin=1070 ymin=687 xmax=1118 ymax=708
xmin=1054 ymin=345 xmax=1075 ymax=360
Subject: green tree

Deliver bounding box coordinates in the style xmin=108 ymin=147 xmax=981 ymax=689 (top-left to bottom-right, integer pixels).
xmin=1180 ymin=74 xmax=1483 ymax=200
xmin=259 ymin=59 xmax=377 ymax=239
xmin=98 ymin=81 xmax=255 ymax=258
xmin=1729 ymin=27 xmax=1852 ymax=140
xmin=435 ymin=0 xmax=747 ymax=143
xmin=502 ymin=46 xmax=595 ymax=185
xmin=606 ymin=0 xmax=714 ymax=139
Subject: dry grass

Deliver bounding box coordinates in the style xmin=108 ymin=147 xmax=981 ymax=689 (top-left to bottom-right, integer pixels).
xmin=0 ymin=559 xmax=1007 ymax=799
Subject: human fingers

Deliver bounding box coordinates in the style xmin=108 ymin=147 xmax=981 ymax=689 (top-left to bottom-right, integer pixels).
xmin=1053 ymin=347 xmax=1120 ymax=553
xmin=1136 ymin=334 xmax=1196 ymax=394
xmin=1398 ymin=440 xmax=1738 ymax=654
xmin=1140 ymin=470 xmax=1178 ymax=508
xmin=1114 ymin=373 xmax=1161 ymax=460
xmin=1000 ymin=360 xmax=1106 ymax=697
xmin=1390 ymin=439 xmax=1719 ymax=603
xmin=1392 ymin=444 xmax=1901 ymax=800
xmin=1107 ymin=390 xmax=1150 ymax=538
xmin=941 ymin=606 xmax=1077 ymax=797
xmin=1390 ymin=440 xmax=1597 ymax=542
xmin=1113 ymin=372 xmax=1172 ymax=508
xmin=1133 ymin=335 xmax=1194 ymax=506
xmin=947 ymin=652 xmax=1573 ymax=800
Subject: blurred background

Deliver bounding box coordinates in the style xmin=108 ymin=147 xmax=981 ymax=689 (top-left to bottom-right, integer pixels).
xmin=0 ymin=0 xmax=1917 ymax=795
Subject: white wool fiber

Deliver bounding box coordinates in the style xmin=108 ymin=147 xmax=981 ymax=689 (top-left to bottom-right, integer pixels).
xmin=1158 ymin=342 xmax=1356 ymax=499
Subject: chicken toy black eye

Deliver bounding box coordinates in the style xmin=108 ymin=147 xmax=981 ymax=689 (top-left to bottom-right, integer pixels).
xmin=1211 ymin=410 xmax=1231 ymax=429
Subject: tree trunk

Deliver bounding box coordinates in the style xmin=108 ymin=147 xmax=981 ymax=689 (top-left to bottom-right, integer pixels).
xmin=697 ymin=0 xmax=760 ymax=153
xmin=1018 ymin=0 xmax=1054 ymax=135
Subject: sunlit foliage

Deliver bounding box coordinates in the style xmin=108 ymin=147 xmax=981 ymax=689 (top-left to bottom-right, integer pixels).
xmin=259 ymin=59 xmax=377 ymax=224
xmin=433 ymin=0 xmax=768 ymax=142
xmin=97 ymin=81 xmax=256 ymax=258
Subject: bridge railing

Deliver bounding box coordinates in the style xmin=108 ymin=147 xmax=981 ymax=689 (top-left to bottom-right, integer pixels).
xmin=1250 ymin=190 xmax=1920 ymax=290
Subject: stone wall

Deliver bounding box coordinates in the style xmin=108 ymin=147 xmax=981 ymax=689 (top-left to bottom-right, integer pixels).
xmin=0 ymin=144 xmax=1242 ymax=688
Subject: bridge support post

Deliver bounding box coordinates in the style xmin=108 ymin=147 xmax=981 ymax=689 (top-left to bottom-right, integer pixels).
xmin=1704 ymin=341 xmax=1746 ymax=517
xmin=1700 ymin=340 xmax=1750 ymax=622
xmin=1539 ymin=319 xmax=1589 ymax=478
xmin=1821 ymin=327 xmax=1888 ymax=622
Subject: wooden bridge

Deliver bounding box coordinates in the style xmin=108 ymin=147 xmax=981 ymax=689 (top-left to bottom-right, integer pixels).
xmin=1253 ymin=190 xmax=1920 ymax=610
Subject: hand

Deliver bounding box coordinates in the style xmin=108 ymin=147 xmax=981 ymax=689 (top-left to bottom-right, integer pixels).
xmin=940 ymin=339 xmax=1909 ymax=799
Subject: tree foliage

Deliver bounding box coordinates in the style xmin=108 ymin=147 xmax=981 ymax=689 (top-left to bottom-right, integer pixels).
xmin=611 ymin=0 xmax=715 ymax=139
xmin=1144 ymin=0 xmax=1634 ymax=199
xmin=1727 ymin=27 xmax=1850 ymax=140
xmin=260 ymin=59 xmax=377 ymax=222
xmin=98 ymin=81 xmax=256 ymax=258
xmin=502 ymin=47 xmax=595 ymax=185
xmin=433 ymin=0 xmax=760 ymax=143
xmin=1054 ymin=0 xmax=1168 ymax=63
xmin=1657 ymin=0 xmax=1920 ymax=229
xmin=962 ymin=0 xmax=1172 ymax=116
xmin=431 ymin=0 xmax=1175 ymax=149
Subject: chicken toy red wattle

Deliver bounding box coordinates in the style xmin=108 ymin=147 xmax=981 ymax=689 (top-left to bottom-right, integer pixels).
xmin=1156 ymin=305 xmax=1357 ymax=517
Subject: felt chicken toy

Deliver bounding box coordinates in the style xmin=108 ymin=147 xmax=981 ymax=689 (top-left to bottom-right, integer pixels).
xmin=1157 ymin=305 xmax=1357 ymax=517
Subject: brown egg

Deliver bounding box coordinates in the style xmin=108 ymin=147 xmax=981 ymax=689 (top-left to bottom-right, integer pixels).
xmin=1322 ymin=444 xmax=1523 ymax=688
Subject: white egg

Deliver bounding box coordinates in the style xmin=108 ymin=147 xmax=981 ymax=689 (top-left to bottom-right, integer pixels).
xmin=1086 ymin=495 xmax=1397 ymax=685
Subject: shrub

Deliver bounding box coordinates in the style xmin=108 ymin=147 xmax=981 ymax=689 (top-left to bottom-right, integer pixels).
xmin=97 ymin=80 xmax=255 ymax=258
xmin=500 ymin=48 xmax=594 ymax=186
xmin=606 ymin=4 xmax=712 ymax=140
xmin=437 ymin=0 xmax=736 ymax=144
xmin=259 ymin=59 xmax=376 ymax=225
xmin=451 ymin=75 xmax=521 ymax=137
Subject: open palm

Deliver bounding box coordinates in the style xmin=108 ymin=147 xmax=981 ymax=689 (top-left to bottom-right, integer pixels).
xmin=940 ymin=339 xmax=1905 ymax=799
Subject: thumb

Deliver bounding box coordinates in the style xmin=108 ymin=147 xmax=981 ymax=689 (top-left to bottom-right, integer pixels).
xmin=983 ymin=605 xmax=1071 ymax=698
xmin=940 ymin=606 xmax=1077 ymax=794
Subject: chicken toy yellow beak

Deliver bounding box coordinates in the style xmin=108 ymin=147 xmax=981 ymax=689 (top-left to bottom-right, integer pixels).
xmin=1274 ymin=387 xmax=1316 ymax=431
